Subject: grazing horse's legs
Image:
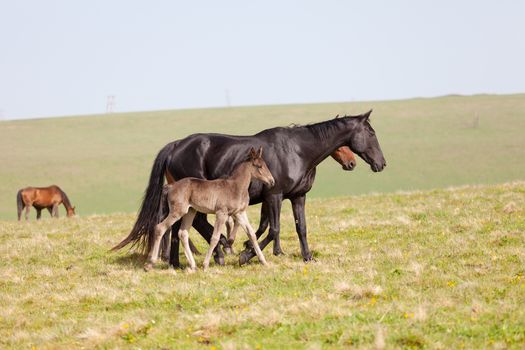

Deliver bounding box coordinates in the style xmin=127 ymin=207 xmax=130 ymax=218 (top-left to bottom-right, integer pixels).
xmin=24 ymin=205 xmax=31 ymax=221
xmin=178 ymin=209 xmax=197 ymax=271
xmin=145 ymin=209 xmax=186 ymax=271
xmin=291 ymin=195 xmax=313 ymax=261
xmin=235 ymin=211 xmax=268 ymax=266
xmin=52 ymin=203 xmax=59 ymax=218
xmin=203 ymin=212 xmax=228 ymax=269
xmin=36 ymin=208 xmax=42 ymax=220
xmin=47 ymin=207 xmax=53 ymax=216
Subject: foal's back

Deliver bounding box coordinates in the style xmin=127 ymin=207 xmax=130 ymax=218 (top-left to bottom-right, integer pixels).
xmin=166 ymin=177 xmax=247 ymax=215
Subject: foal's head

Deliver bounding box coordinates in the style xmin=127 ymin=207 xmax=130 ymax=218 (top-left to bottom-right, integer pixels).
xmin=248 ymin=147 xmax=275 ymax=187
xmin=331 ymin=146 xmax=356 ymax=171
xmin=66 ymin=206 xmax=76 ymax=217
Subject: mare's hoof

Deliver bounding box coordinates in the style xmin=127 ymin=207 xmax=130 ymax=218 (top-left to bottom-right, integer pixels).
xmin=243 ymin=240 xmax=253 ymax=250
xmin=303 ymin=256 xmax=316 ymax=263
xmin=214 ymin=254 xmax=225 ymax=266
xmin=273 ymin=249 xmax=285 ymax=256
xmin=239 ymin=249 xmax=254 ymax=266
xmin=144 ymin=263 xmax=154 ymax=272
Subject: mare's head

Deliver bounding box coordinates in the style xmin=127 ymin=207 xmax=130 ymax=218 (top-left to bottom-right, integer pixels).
xmin=331 ymin=146 xmax=356 ymax=171
xmin=347 ymin=110 xmax=386 ymax=172
xmin=67 ymin=206 xmax=76 ymax=217
xmin=248 ymin=147 xmax=275 ymax=187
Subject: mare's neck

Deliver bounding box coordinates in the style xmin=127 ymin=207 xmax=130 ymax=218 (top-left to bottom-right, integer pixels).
xmin=296 ymin=117 xmax=358 ymax=170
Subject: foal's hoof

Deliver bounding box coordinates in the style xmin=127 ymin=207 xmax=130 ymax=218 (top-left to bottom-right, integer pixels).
xmin=144 ymin=263 xmax=154 ymax=272
xmin=186 ymin=267 xmax=196 ymax=274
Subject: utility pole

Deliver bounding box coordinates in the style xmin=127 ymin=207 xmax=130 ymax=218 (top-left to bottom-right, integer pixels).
xmin=106 ymin=95 xmax=116 ymax=113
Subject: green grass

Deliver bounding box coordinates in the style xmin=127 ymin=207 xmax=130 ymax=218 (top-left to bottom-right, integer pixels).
xmin=1 ymin=93 xmax=525 ymax=220
xmin=1 ymin=182 xmax=524 ymax=349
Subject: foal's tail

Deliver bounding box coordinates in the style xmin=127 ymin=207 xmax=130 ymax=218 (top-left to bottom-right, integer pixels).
xmin=16 ymin=189 xmax=24 ymax=221
xmin=111 ymin=142 xmax=175 ymax=253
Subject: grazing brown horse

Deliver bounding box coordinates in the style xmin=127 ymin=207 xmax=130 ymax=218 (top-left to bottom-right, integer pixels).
xmin=16 ymin=185 xmax=76 ymax=221
xmin=114 ymin=147 xmax=275 ymax=271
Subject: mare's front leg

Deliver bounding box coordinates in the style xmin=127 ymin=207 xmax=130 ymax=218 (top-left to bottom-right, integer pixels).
xmin=52 ymin=203 xmax=59 ymax=218
xmin=203 ymin=212 xmax=228 ymax=270
xmin=291 ymin=195 xmax=313 ymax=262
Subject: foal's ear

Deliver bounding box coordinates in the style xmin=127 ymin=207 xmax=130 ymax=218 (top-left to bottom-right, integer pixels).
xmin=257 ymin=146 xmax=263 ymax=158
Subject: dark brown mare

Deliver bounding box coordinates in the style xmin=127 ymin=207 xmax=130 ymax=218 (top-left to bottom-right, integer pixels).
xmin=115 ymin=111 xmax=385 ymax=268
xmin=16 ymin=185 xmax=76 ymax=221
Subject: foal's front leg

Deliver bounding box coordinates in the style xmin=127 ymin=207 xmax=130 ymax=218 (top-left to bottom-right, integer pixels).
xmin=235 ymin=211 xmax=268 ymax=266
xmin=203 ymin=212 xmax=228 ymax=270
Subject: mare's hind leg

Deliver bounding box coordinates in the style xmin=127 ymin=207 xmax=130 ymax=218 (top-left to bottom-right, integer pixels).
xmin=179 ymin=209 xmax=197 ymax=271
xmin=25 ymin=205 xmax=31 ymax=221
xmin=160 ymin=231 xmax=171 ymax=261
xmin=224 ymin=216 xmax=238 ymax=255
xmin=203 ymin=212 xmax=228 ymax=270
xmin=235 ymin=211 xmax=268 ymax=266
xmin=145 ymin=209 xmax=185 ymax=271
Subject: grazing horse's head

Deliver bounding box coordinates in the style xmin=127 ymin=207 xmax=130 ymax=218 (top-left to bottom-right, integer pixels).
xmin=67 ymin=206 xmax=76 ymax=217
xmin=248 ymin=147 xmax=275 ymax=187
xmin=331 ymin=146 xmax=356 ymax=171
xmin=347 ymin=110 xmax=386 ymax=172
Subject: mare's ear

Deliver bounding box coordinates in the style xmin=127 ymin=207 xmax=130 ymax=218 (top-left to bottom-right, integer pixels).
xmin=360 ymin=109 xmax=373 ymax=121
xmin=249 ymin=147 xmax=257 ymax=159
xmin=257 ymin=146 xmax=263 ymax=158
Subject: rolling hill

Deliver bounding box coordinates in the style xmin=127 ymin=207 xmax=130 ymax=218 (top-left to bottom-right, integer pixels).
xmin=1 ymin=93 xmax=524 ymax=220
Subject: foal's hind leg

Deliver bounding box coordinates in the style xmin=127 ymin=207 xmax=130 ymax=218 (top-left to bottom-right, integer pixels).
xmin=179 ymin=209 xmax=197 ymax=271
xmin=203 ymin=211 xmax=228 ymax=270
xmin=145 ymin=210 xmax=185 ymax=271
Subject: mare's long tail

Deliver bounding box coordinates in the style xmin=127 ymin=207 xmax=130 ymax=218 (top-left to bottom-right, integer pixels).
xmin=16 ymin=189 xmax=24 ymax=221
xmin=111 ymin=142 xmax=175 ymax=253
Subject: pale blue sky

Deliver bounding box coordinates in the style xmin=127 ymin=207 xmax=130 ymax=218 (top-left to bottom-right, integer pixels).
xmin=1 ymin=0 xmax=524 ymax=119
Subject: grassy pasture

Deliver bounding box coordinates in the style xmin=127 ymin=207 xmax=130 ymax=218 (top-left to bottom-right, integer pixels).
xmin=0 ymin=182 xmax=524 ymax=349
xmin=1 ymin=93 xmax=525 ymax=220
